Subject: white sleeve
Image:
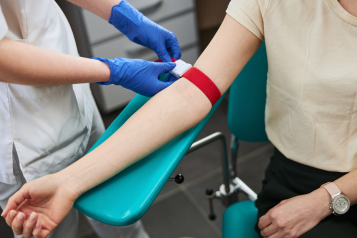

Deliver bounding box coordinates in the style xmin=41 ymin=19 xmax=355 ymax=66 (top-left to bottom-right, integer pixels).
xmin=0 ymin=5 xmax=8 ymax=41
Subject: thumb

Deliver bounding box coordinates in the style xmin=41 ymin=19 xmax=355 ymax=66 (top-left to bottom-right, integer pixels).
xmin=164 ymin=73 xmax=179 ymax=83
xmin=1 ymin=186 xmax=30 ymax=217
xmin=157 ymin=62 xmax=176 ymax=75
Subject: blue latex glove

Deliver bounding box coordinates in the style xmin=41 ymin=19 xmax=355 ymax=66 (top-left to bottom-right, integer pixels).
xmin=163 ymin=72 xmax=179 ymax=83
xmin=109 ymin=0 xmax=181 ymax=62
xmin=95 ymin=57 xmax=176 ymax=97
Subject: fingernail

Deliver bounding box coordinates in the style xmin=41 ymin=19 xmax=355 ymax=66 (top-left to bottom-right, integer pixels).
xmin=35 ymin=221 xmax=40 ymax=228
xmin=9 ymin=211 xmax=16 ymax=219
xmin=29 ymin=212 xmax=37 ymax=221
xmin=17 ymin=212 xmax=24 ymax=221
xmin=1 ymin=211 xmax=4 ymax=217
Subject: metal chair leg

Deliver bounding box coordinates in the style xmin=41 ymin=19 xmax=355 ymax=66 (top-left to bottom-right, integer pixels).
xmin=229 ymin=134 xmax=239 ymax=178
xmin=187 ymin=131 xmax=257 ymax=221
xmin=187 ymin=132 xmax=231 ymax=193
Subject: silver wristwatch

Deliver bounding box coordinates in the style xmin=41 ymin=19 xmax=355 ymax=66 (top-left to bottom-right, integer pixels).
xmin=321 ymin=182 xmax=350 ymax=216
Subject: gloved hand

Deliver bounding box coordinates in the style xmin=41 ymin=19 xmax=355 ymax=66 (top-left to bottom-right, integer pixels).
xmin=155 ymin=57 xmax=180 ymax=83
xmin=95 ymin=57 xmax=176 ymax=97
xmin=160 ymin=72 xmax=178 ymax=83
xmin=109 ymin=0 xmax=181 ymax=62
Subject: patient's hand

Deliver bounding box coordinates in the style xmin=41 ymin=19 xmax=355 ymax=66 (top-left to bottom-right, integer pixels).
xmin=1 ymin=174 xmax=79 ymax=238
xmin=258 ymin=188 xmax=331 ymax=238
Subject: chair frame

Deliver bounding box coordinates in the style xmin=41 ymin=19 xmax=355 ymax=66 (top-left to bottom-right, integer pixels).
xmin=186 ymin=131 xmax=257 ymax=219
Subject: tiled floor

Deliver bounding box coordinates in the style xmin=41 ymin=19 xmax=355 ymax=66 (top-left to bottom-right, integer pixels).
xmin=0 ymin=99 xmax=273 ymax=238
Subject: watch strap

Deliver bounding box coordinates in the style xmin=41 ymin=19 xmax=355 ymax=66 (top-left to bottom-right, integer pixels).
xmin=322 ymin=182 xmax=341 ymax=197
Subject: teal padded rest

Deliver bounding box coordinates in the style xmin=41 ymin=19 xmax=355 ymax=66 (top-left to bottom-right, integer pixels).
xmin=222 ymin=201 xmax=260 ymax=238
xmin=74 ymin=93 xmax=226 ymax=226
xmin=227 ymin=42 xmax=269 ymax=142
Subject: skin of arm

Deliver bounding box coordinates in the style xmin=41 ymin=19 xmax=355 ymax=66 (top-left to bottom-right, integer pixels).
xmin=63 ymin=1 xmax=357 ymax=237
xmin=67 ymin=0 xmax=121 ymax=21
xmin=338 ymin=0 xmax=357 ymax=17
xmin=6 ymin=11 xmax=357 ymax=238
xmin=0 ymin=0 xmax=121 ymax=86
xmin=2 ymin=14 xmax=262 ymax=238
xmin=63 ymin=2 xmax=357 ymax=237
xmin=53 ymin=14 xmax=263 ymax=196
xmin=0 ymin=38 xmax=110 ymax=85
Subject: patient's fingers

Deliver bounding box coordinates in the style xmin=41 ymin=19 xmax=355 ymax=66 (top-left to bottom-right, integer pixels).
xmin=23 ymin=212 xmax=38 ymax=238
xmin=5 ymin=210 xmax=18 ymax=226
xmin=2 ymin=185 xmax=29 ymax=217
xmin=33 ymin=221 xmax=42 ymax=238
xmin=12 ymin=212 xmax=26 ymax=235
xmin=33 ymin=222 xmax=49 ymax=238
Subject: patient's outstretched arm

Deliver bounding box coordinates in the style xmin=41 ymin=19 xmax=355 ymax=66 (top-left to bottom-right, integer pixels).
xmin=2 ymin=14 xmax=262 ymax=238
xmin=62 ymin=14 xmax=262 ymax=196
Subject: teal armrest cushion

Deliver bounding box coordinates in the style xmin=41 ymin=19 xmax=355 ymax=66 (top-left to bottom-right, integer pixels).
xmin=74 ymin=93 xmax=225 ymax=226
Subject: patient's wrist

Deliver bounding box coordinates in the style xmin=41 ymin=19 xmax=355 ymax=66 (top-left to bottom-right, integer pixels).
xmin=309 ymin=188 xmax=333 ymax=218
xmin=53 ymin=171 xmax=83 ymax=200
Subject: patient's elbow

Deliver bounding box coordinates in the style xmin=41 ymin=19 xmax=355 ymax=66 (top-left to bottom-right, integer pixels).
xmin=172 ymin=77 xmax=213 ymax=126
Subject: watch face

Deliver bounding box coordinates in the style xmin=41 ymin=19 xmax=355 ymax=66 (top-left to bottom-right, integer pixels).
xmin=332 ymin=195 xmax=350 ymax=215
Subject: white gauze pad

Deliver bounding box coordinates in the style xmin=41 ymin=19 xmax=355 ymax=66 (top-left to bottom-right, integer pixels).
xmin=169 ymin=60 xmax=192 ymax=78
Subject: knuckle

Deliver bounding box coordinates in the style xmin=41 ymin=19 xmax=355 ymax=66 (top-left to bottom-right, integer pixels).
xmin=276 ymin=219 xmax=287 ymax=228
xmin=270 ymin=211 xmax=278 ymax=220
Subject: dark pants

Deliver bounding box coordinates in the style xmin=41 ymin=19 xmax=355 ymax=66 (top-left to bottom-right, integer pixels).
xmin=254 ymin=149 xmax=357 ymax=237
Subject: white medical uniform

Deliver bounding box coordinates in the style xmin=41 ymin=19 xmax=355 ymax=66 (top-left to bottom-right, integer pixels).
xmin=0 ymin=0 xmax=149 ymax=237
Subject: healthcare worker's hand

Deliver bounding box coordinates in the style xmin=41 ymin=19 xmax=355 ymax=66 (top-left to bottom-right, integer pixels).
xmin=95 ymin=57 xmax=176 ymax=97
xmin=109 ymin=0 xmax=181 ymax=62
xmin=1 ymin=174 xmax=78 ymax=238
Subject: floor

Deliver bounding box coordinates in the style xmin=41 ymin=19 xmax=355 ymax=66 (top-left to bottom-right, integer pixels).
xmin=0 ymin=99 xmax=273 ymax=238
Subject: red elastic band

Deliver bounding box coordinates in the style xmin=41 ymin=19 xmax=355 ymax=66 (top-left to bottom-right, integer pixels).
xmin=155 ymin=57 xmax=177 ymax=63
xmin=182 ymin=67 xmax=221 ymax=106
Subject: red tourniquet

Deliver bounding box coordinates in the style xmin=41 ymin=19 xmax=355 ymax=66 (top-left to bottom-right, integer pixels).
xmin=155 ymin=58 xmax=221 ymax=106
xmin=183 ymin=67 xmax=221 ymax=106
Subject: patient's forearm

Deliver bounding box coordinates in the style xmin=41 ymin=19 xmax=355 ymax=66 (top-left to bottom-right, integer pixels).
xmin=334 ymin=168 xmax=357 ymax=204
xmin=59 ymin=78 xmax=212 ymax=196
xmin=57 ymin=15 xmax=262 ymax=198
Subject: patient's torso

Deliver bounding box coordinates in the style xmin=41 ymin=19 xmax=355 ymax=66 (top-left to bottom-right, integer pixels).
xmin=227 ymin=0 xmax=357 ymax=172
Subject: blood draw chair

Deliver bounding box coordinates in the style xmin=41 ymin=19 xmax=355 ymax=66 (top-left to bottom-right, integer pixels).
xmin=74 ymin=42 xmax=268 ymax=238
